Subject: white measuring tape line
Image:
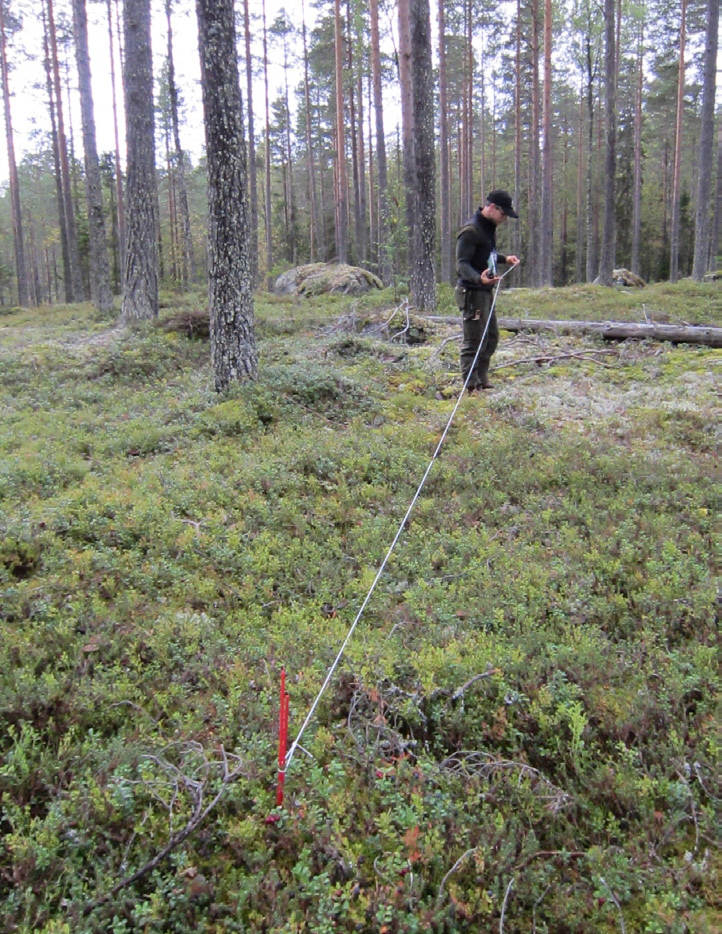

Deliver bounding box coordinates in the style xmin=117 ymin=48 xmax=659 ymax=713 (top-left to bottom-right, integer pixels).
xmin=283 ymin=264 xmax=517 ymax=775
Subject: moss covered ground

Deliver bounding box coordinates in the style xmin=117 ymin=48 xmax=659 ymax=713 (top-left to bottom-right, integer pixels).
xmin=0 ymin=282 xmax=719 ymax=933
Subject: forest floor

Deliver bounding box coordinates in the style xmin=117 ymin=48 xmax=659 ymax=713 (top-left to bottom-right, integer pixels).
xmin=0 ymin=281 xmax=719 ymax=933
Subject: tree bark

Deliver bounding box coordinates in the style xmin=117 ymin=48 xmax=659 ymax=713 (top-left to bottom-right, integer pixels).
xmin=597 ymin=0 xmax=616 ymax=286
xmin=669 ymin=0 xmax=686 ymax=282
xmin=107 ymin=0 xmax=125 ymax=280
xmin=346 ymin=0 xmax=361 ymax=264
xmin=0 ymin=2 xmax=27 ymax=306
xmin=430 ymin=316 xmax=722 ymax=347
xmin=47 ymin=0 xmax=84 ymax=302
xmin=438 ymin=0 xmax=451 ymax=284
xmin=691 ymin=0 xmax=718 ymax=280
xmin=72 ymin=0 xmax=114 ymax=314
xmin=409 ymin=0 xmax=436 ymax=312
xmin=41 ymin=2 xmax=71 ymax=304
xmin=513 ymin=0 xmax=522 ymax=265
xmin=262 ymin=0 xmax=273 ymax=286
xmin=356 ymin=68 xmax=368 ymax=265
xmin=370 ymin=0 xmax=390 ymax=282
xmin=242 ymin=0 xmax=258 ymax=285
xmin=529 ymin=0 xmax=541 ymax=287
xmin=398 ymin=0 xmax=416 ymax=285
xmin=584 ymin=35 xmax=594 ymax=282
xmin=540 ymin=0 xmax=553 ymax=285
xmin=301 ymin=0 xmax=319 ymax=264
xmin=333 ymin=0 xmax=348 ymax=263
xmin=121 ymin=0 xmax=159 ymax=322
xmin=575 ymin=73 xmax=584 ymax=282
xmin=630 ymin=18 xmax=644 ymax=277
xmin=166 ymin=0 xmax=196 ymax=288
xmin=196 ymin=0 xmax=256 ymax=391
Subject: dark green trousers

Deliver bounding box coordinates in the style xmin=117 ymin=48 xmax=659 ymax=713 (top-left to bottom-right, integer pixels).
xmin=459 ymin=289 xmax=498 ymax=386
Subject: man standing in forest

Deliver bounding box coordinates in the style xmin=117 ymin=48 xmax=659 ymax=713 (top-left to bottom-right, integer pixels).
xmin=456 ymin=191 xmax=520 ymax=390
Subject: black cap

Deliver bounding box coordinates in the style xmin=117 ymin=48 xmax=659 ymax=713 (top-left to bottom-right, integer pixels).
xmin=487 ymin=189 xmax=519 ymax=218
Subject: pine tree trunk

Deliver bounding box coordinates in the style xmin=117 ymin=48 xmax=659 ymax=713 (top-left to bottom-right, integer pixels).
xmin=398 ymin=0 xmax=416 ymax=285
xmin=514 ymin=0 xmax=522 ymax=267
xmin=370 ymin=0 xmax=390 ymax=283
xmin=540 ymin=0 xmax=553 ymax=286
xmin=166 ymin=0 xmax=196 ymax=288
xmin=262 ymin=0 xmax=273 ymax=286
xmin=346 ymin=0 xmax=361 ymax=264
xmin=561 ymin=104 xmax=568 ymax=284
xmin=42 ymin=3 xmax=72 ymax=304
xmin=333 ymin=0 xmax=348 ymax=263
xmin=711 ymin=118 xmax=721 ymax=271
xmin=242 ymin=0 xmax=258 ymax=285
xmin=366 ymin=72 xmax=375 ymax=268
xmin=195 ymin=0 xmax=257 ymax=391
xmin=466 ymin=0 xmax=473 ymax=215
xmin=47 ymin=0 xmax=84 ymax=302
xmin=72 ymin=0 xmax=114 ymax=313
xmin=575 ymin=74 xmax=584 ymax=283
xmin=438 ymin=0 xmax=451 ymax=284
xmin=585 ymin=34 xmax=596 ymax=282
xmin=631 ymin=19 xmax=644 ymax=277
xmin=691 ymin=0 xmax=717 ymax=280
xmin=107 ymin=0 xmax=125 ymax=280
xmin=282 ymin=54 xmax=297 ymax=266
xmin=301 ymin=0 xmax=319 ymax=264
xmin=356 ymin=69 xmax=368 ymax=265
xmin=669 ymin=0 xmax=686 ymax=282
xmin=529 ymin=0 xmax=541 ymax=287
xmin=480 ymin=40 xmax=486 ymax=201
xmin=0 ymin=2 xmax=28 ymax=306
xmin=409 ymin=0 xmax=436 ymax=312
xmin=597 ymin=0 xmax=616 ymax=286
xmin=121 ymin=0 xmax=158 ymax=322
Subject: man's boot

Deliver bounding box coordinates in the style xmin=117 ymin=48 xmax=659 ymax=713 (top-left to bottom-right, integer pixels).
xmin=478 ymin=361 xmax=493 ymax=390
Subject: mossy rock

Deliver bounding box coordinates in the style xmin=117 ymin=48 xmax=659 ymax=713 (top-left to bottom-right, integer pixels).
xmin=274 ymin=263 xmax=384 ymax=296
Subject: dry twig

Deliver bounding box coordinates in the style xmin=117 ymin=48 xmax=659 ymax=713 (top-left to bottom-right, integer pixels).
xmin=82 ymin=742 xmax=244 ymax=916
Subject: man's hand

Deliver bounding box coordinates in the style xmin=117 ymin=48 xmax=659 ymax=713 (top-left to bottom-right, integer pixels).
xmin=480 ymin=268 xmax=501 ymax=286
xmin=505 ymin=255 xmax=521 ymax=266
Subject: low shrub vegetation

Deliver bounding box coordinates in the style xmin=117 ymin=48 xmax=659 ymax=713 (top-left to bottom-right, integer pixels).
xmin=0 ymin=283 xmax=718 ymax=932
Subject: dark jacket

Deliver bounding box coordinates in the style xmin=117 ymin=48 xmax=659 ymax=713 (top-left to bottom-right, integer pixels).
xmin=456 ymin=208 xmax=508 ymax=291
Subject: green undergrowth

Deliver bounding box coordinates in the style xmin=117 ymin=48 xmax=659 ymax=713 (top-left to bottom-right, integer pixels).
xmin=0 ymin=286 xmax=719 ymax=933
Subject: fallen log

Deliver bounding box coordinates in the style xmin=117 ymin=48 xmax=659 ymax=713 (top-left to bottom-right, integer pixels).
xmin=427 ymin=316 xmax=722 ymax=348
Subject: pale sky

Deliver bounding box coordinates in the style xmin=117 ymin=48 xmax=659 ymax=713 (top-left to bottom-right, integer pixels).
xmin=0 ymin=0 xmax=333 ymax=186
xmin=1 ymin=1 xmax=717 ymax=190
